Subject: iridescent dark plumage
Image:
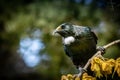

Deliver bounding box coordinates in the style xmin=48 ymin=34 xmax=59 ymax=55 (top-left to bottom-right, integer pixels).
xmin=53 ymin=23 xmax=98 ymax=69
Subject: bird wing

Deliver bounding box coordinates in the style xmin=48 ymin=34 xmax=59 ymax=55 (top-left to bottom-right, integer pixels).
xmin=91 ymin=31 xmax=98 ymax=44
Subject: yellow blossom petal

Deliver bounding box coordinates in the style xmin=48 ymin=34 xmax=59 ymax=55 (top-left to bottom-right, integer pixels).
xmin=114 ymin=58 xmax=120 ymax=77
xmin=82 ymin=73 xmax=96 ymax=80
xmin=107 ymin=59 xmax=115 ymax=67
xmin=61 ymin=75 xmax=68 ymax=80
xmin=67 ymin=74 xmax=73 ymax=80
xmin=75 ymin=77 xmax=80 ymax=80
xmin=102 ymin=62 xmax=113 ymax=74
xmin=91 ymin=57 xmax=103 ymax=78
xmin=93 ymin=57 xmax=102 ymax=63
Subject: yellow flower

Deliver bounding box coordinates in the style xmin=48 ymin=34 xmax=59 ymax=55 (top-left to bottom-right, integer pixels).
xmin=67 ymin=74 xmax=74 ymax=80
xmin=61 ymin=74 xmax=74 ymax=80
xmin=107 ymin=59 xmax=115 ymax=67
xmin=91 ymin=57 xmax=103 ymax=78
xmin=101 ymin=59 xmax=115 ymax=75
xmin=114 ymin=58 xmax=120 ymax=77
xmin=61 ymin=75 xmax=68 ymax=80
xmin=75 ymin=77 xmax=80 ymax=80
xmin=82 ymin=73 xmax=96 ymax=80
xmin=91 ymin=57 xmax=116 ymax=77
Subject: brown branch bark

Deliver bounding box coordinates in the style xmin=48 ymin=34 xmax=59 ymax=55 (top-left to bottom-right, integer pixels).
xmin=78 ymin=39 xmax=120 ymax=77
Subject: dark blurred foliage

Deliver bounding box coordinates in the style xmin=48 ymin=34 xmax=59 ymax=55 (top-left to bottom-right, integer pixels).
xmin=0 ymin=0 xmax=120 ymax=80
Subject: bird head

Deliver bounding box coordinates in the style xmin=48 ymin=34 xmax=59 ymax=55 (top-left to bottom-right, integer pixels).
xmin=53 ymin=23 xmax=75 ymax=38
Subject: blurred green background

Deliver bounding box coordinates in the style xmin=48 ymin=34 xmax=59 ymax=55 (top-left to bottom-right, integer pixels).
xmin=0 ymin=0 xmax=120 ymax=80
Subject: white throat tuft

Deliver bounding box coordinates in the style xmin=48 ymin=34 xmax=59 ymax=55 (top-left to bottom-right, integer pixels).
xmin=64 ymin=36 xmax=75 ymax=45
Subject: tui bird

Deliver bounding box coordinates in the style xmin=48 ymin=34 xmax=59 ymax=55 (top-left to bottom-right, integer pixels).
xmin=53 ymin=23 xmax=98 ymax=75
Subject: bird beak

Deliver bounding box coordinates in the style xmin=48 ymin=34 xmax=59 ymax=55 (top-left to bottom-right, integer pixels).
xmin=55 ymin=26 xmax=62 ymax=31
xmin=52 ymin=26 xmax=62 ymax=36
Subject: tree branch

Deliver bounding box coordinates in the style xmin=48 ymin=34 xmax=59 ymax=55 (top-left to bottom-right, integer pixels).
xmin=78 ymin=39 xmax=120 ymax=77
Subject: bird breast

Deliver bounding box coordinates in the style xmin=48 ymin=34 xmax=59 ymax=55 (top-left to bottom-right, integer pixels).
xmin=65 ymin=38 xmax=96 ymax=54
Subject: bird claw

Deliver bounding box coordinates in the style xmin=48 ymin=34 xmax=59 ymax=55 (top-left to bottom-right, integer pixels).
xmin=77 ymin=67 xmax=87 ymax=77
xmin=97 ymin=46 xmax=105 ymax=54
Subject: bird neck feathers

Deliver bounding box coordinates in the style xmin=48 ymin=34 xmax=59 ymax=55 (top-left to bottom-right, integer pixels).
xmin=63 ymin=36 xmax=75 ymax=45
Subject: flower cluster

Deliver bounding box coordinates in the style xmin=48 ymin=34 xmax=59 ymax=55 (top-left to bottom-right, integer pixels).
xmin=91 ymin=57 xmax=120 ymax=78
xmin=61 ymin=73 xmax=96 ymax=80
xmin=61 ymin=57 xmax=120 ymax=80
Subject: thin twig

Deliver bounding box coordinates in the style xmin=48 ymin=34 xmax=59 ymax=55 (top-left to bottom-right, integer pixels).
xmin=78 ymin=39 xmax=120 ymax=77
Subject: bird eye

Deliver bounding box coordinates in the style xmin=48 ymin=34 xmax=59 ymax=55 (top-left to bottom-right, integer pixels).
xmin=61 ymin=25 xmax=65 ymax=29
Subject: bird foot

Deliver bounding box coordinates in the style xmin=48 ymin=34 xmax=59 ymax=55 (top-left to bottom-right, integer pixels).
xmin=77 ymin=67 xmax=87 ymax=77
xmin=97 ymin=46 xmax=105 ymax=54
